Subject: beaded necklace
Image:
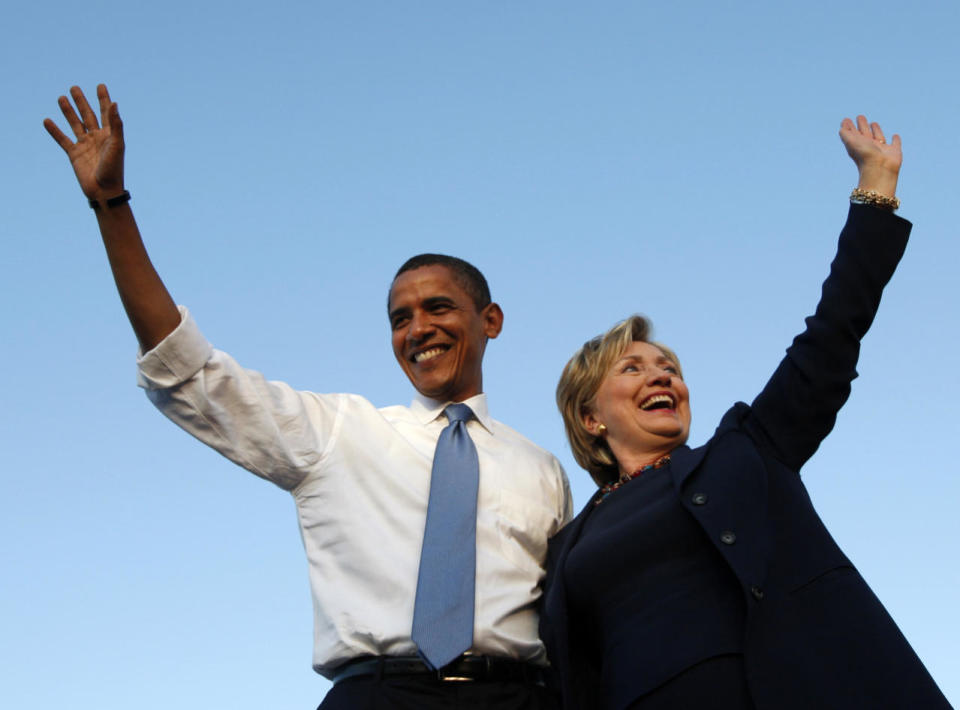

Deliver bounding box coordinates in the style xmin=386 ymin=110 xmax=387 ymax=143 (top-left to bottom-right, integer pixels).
xmin=594 ymin=454 xmax=672 ymax=506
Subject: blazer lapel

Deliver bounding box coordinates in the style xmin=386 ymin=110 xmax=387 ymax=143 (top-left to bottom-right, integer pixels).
xmin=669 ymin=443 xmax=709 ymax=489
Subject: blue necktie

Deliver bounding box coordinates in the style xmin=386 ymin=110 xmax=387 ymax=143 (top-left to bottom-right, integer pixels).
xmin=411 ymin=403 xmax=479 ymax=669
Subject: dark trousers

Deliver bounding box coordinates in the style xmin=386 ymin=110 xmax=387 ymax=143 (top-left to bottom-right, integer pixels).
xmin=318 ymin=674 xmax=561 ymax=710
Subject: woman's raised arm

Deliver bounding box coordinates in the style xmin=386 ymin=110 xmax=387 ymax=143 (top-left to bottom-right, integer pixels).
xmin=746 ymin=116 xmax=909 ymax=470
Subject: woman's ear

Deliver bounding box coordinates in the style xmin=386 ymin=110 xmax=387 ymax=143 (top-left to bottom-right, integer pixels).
xmin=581 ymin=408 xmax=604 ymax=437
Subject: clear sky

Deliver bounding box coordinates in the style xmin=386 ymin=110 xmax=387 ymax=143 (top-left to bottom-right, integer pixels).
xmin=5 ymin=1 xmax=958 ymax=707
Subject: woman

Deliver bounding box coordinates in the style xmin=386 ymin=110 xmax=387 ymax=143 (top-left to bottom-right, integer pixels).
xmin=540 ymin=117 xmax=951 ymax=710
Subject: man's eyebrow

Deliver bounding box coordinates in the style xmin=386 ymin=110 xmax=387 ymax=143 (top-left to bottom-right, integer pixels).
xmin=388 ymin=296 xmax=457 ymax=321
xmin=388 ymin=305 xmax=411 ymax=320
xmin=422 ymin=296 xmax=456 ymax=308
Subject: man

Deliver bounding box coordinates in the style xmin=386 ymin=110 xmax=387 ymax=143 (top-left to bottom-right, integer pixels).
xmin=45 ymin=84 xmax=571 ymax=709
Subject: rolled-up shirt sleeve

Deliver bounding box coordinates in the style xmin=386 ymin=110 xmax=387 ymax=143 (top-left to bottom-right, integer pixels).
xmin=136 ymin=306 xmax=338 ymax=491
xmin=137 ymin=306 xmax=214 ymax=389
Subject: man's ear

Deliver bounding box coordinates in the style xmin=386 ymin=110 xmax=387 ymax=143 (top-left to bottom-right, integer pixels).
xmin=482 ymin=303 xmax=504 ymax=339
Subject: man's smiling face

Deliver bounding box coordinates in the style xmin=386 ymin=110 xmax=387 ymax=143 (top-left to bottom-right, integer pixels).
xmin=388 ymin=264 xmax=503 ymax=402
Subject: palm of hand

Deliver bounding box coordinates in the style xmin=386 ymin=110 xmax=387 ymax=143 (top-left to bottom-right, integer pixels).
xmin=68 ymin=129 xmax=123 ymax=198
xmin=44 ymin=85 xmax=124 ymax=200
xmin=840 ymin=115 xmax=902 ymax=172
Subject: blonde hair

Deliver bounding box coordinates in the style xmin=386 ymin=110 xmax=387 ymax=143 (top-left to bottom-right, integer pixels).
xmin=556 ymin=315 xmax=683 ymax=485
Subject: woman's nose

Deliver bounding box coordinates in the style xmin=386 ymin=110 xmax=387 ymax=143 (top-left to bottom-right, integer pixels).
xmin=647 ymin=367 xmax=672 ymax=385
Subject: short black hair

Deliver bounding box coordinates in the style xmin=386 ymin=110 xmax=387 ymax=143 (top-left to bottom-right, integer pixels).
xmin=390 ymin=254 xmax=492 ymax=312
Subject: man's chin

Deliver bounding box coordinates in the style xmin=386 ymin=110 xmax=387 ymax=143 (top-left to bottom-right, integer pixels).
xmin=411 ymin=379 xmax=454 ymax=402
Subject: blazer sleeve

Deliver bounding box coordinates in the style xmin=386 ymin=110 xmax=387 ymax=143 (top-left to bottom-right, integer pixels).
xmin=745 ymin=203 xmax=911 ymax=471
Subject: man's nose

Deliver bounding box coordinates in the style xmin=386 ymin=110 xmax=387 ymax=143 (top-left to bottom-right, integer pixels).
xmin=407 ymin=312 xmax=435 ymax=342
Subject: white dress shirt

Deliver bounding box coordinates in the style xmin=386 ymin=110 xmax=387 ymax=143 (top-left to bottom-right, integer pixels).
xmin=136 ymin=307 xmax=572 ymax=677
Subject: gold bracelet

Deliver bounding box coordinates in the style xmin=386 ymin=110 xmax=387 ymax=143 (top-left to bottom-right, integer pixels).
xmin=850 ymin=188 xmax=900 ymax=211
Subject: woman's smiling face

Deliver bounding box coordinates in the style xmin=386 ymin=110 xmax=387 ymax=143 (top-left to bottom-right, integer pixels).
xmin=582 ymin=340 xmax=691 ymax=474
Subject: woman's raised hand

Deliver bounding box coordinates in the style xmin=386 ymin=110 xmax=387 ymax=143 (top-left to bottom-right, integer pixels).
xmin=839 ymin=115 xmax=901 ymax=197
xmin=44 ymin=84 xmax=125 ymax=201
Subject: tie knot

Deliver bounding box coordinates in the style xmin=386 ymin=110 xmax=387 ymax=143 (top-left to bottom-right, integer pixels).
xmin=444 ymin=403 xmax=474 ymax=424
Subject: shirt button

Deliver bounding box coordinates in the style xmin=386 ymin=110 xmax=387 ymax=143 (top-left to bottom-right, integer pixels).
xmin=750 ymin=585 xmax=764 ymax=600
xmin=720 ymin=530 xmax=737 ymax=545
xmin=691 ymin=492 xmax=708 ymax=506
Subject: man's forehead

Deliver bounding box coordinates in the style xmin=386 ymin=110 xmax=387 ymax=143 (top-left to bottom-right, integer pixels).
xmin=388 ymin=264 xmax=470 ymax=309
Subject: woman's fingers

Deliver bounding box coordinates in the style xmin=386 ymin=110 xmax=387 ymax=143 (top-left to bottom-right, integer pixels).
xmin=841 ymin=115 xmax=895 ymax=150
xmin=851 ymin=115 xmax=890 ymax=146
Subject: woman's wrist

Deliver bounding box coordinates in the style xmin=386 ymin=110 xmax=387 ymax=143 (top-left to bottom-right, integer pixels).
xmin=855 ymin=163 xmax=899 ymax=198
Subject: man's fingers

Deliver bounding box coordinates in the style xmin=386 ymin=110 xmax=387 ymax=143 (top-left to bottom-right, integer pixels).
xmin=97 ymin=84 xmax=113 ymax=128
xmin=107 ymin=101 xmax=123 ymax=136
xmin=70 ymin=85 xmax=100 ymax=133
xmin=871 ymin=122 xmax=886 ymax=144
xmin=58 ymin=94 xmax=86 ymax=139
xmin=43 ymin=117 xmax=75 ymax=153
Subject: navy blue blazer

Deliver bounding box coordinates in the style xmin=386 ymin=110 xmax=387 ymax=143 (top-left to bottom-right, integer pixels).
xmin=540 ymin=205 xmax=951 ymax=709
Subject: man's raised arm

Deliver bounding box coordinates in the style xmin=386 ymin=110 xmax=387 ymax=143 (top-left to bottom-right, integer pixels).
xmin=44 ymin=84 xmax=181 ymax=352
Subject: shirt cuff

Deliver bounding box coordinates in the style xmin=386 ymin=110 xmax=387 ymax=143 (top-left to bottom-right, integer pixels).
xmin=136 ymin=306 xmax=214 ymax=390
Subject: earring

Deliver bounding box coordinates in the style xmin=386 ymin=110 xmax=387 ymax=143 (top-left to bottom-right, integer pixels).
xmin=596 ymin=424 xmax=607 ymax=435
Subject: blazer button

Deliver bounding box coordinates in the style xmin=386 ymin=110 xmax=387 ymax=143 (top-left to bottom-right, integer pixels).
xmin=720 ymin=530 xmax=737 ymax=545
xmin=691 ymin=492 xmax=708 ymax=506
xmin=750 ymin=585 xmax=764 ymax=600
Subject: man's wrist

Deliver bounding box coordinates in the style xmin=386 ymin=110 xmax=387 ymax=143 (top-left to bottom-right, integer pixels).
xmin=89 ymin=189 xmax=131 ymax=211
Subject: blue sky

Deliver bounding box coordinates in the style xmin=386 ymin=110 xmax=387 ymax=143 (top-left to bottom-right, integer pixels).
xmin=5 ymin=1 xmax=958 ymax=707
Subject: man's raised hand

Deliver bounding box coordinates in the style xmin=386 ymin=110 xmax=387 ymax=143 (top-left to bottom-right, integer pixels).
xmin=44 ymin=84 xmax=125 ymax=202
xmin=43 ymin=83 xmax=181 ymax=350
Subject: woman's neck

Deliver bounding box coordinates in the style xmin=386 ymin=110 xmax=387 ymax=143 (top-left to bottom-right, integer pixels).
xmin=616 ymin=447 xmax=676 ymax=479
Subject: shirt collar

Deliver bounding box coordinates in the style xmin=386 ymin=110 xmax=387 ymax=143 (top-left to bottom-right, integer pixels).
xmin=410 ymin=392 xmax=493 ymax=434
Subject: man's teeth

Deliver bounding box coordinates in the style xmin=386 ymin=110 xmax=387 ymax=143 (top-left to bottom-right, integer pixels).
xmin=414 ymin=347 xmax=445 ymax=363
xmin=641 ymin=394 xmax=675 ymax=410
